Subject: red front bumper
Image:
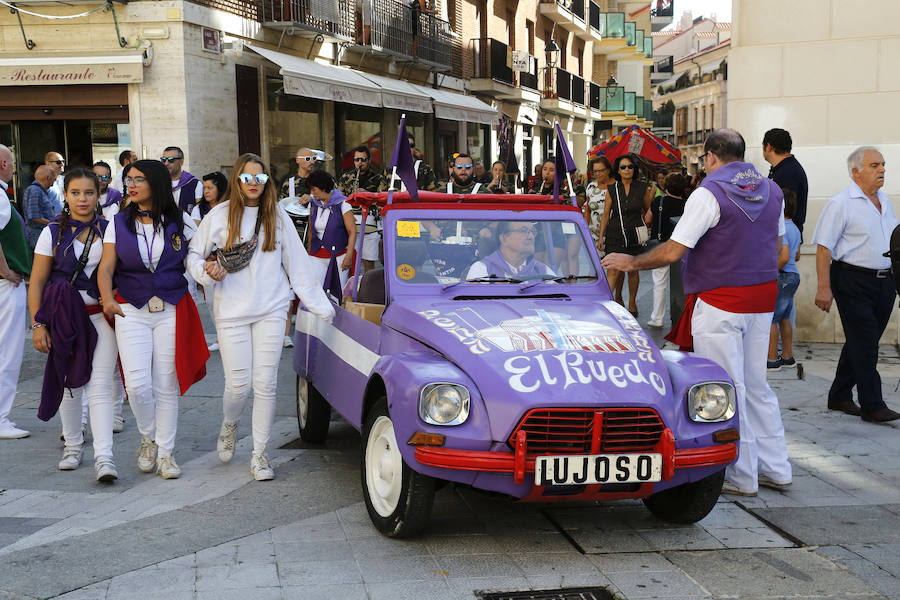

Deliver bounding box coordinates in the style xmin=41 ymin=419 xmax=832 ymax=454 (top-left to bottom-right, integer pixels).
xmin=414 ymin=428 xmax=737 ymax=485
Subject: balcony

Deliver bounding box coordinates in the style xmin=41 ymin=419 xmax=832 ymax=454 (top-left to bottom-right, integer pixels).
xmin=467 ymin=38 xmax=541 ymax=103
xmin=652 ymin=110 xmax=673 ymax=130
xmin=590 ymin=10 xmax=627 ymax=55
xmin=650 ymin=55 xmax=673 ymax=83
xmin=259 ymin=0 xmax=355 ymax=41
xmin=609 ymin=22 xmax=645 ymax=60
xmin=540 ymin=67 xmax=587 ymax=116
xmin=650 ymin=0 xmax=674 ymax=32
xmin=539 ymin=0 xmax=589 ymax=40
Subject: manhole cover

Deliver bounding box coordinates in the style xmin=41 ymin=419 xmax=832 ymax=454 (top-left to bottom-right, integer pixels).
xmin=478 ymin=587 xmax=616 ymax=600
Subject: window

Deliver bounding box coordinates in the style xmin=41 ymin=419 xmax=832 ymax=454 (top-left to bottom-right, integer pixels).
xmin=266 ymin=76 xmax=323 ymax=183
xmin=560 ymin=36 xmax=567 ymax=69
xmin=701 ymin=105 xmax=706 ymax=132
xmin=526 ymin=20 xmax=535 ymax=55
xmin=507 ymin=9 xmax=515 ymax=49
xmin=710 ymin=103 xmax=715 ymax=130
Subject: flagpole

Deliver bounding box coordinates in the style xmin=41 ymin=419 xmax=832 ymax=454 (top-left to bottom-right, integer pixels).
xmin=565 ymin=171 xmax=577 ymax=207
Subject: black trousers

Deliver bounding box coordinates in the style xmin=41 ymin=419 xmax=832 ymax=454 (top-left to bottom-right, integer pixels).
xmin=830 ymin=264 xmax=897 ymax=412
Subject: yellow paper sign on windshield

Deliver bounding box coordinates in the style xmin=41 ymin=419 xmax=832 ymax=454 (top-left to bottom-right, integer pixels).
xmin=397 ymin=220 xmax=420 ymax=238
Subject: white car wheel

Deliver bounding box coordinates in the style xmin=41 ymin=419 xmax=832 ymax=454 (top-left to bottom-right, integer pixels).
xmin=365 ymin=414 xmax=402 ymax=517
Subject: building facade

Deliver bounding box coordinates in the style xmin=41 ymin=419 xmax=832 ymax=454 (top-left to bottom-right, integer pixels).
xmin=729 ymin=0 xmax=900 ymax=343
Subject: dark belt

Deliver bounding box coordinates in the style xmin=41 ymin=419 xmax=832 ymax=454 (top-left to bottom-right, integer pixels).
xmin=833 ymin=260 xmax=891 ymax=279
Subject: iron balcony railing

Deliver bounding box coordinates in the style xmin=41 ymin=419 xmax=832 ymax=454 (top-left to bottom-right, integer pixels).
xmin=259 ymin=0 xmax=355 ymax=39
xmin=415 ymin=6 xmax=453 ymax=66
xmin=543 ymin=67 xmax=585 ymax=105
xmin=541 ymin=0 xmax=584 ymax=20
xmin=571 ymin=73 xmax=585 ymax=105
xmin=368 ymin=0 xmax=451 ymax=66
xmin=470 ymin=38 xmax=538 ymax=91
xmin=652 ymin=55 xmax=673 ymax=74
xmin=590 ymin=10 xmax=625 ymax=38
xmin=652 ymin=111 xmax=673 ymax=128
xmin=589 ymin=81 xmax=600 ymax=110
xmin=651 ymin=0 xmax=674 ymax=18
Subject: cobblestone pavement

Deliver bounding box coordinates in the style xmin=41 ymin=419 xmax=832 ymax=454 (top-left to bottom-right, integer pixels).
xmin=2 ymin=285 xmax=900 ymax=599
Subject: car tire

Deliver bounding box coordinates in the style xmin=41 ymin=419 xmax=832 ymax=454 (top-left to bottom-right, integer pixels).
xmin=641 ymin=469 xmax=725 ymax=524
xmin=361 ymin=397 xmax=435 ymax=538
xmin=296 ymin=376 xmax=331 ymax=443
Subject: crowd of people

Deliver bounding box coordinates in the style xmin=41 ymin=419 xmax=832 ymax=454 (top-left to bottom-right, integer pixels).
xmin=0 ymin=126 xmax=896 ymax=500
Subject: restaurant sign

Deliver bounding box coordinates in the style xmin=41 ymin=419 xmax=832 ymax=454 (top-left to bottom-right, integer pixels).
xmin=0 ymin=59 xmax=143 ymax=86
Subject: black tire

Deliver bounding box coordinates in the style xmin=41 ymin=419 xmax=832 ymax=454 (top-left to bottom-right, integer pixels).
xmin=361 ymin=397 xmax=435 ymax=538
xmin=642 ymin=469 xmax=725 ymax=524
xmin=296 ymin=376 xmax=331 ymax=443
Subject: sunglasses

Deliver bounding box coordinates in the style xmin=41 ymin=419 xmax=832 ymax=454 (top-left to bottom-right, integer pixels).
xmin=124 ymin=176 xmax=147 ymax=186
xmin=296 ymin=156 xmax=316 ymax=162
xmin=455 ymin=164 xmax=474 ymax=169
xmin=619 ymin=164 xmax=635 ymax=170
xmin=238 ymin=173 xmax=269 ymax=185
xmin=98 ymin=175 xmax=111 ymax=182
xmin=353 ymin=157 xmax=368 ymax=162
xmin=160 ymin=157 xmax=182 ymax=164
xmin=51 ymin=160 xmax=65 ymax=165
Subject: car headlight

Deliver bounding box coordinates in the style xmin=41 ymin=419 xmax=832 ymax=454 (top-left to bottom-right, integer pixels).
xmin=688 ymin=382 xmax=736 ymax=422
xmin=419 ymin=383 xmax=470 ymax=426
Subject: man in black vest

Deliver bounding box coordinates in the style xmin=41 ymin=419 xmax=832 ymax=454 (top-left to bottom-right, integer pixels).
xmin=162 ymin=146 xmax=201 ymax=214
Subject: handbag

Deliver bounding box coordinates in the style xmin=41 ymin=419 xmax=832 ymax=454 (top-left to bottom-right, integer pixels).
xmin=216 ymin=209 xmax=262 ymax=273
xmin=614 ymin=184 xmax=650 ymax=246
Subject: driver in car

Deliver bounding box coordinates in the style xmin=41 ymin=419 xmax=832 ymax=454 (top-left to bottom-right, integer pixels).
xmin=467 ymin=221 xmax=556 ymax=280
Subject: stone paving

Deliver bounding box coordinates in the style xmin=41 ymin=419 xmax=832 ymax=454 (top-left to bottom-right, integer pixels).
xmin=2 ymin=290 xmax=900 ymax=599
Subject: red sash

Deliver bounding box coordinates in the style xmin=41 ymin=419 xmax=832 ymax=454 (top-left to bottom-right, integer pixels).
xmin=665 ymin=281 xmax=777 ymax=352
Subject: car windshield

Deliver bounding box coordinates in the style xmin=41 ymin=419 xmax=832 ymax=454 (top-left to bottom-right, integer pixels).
xmin=391 ymin=218 xmax=599 ymax=285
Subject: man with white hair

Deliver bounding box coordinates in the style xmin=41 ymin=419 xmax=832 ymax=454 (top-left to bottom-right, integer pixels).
xmin=0 ymin=144 xmax=31 ymax=438
xmin=813 ymin=146 xmax=899 ymax=422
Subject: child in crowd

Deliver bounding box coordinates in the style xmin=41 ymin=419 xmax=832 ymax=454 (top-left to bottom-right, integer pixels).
xmin=768 ymin=188 xmax=801 ymax=371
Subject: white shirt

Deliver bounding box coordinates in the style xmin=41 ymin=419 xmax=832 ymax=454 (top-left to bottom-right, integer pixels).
xmin=103 ymin=212 xmax=196 ymax=271
xmin=190 ymin=205 xmax=202 ymax=224
xmin=172 ymin=176 xmax=204 ymax=201
xmin=0 ymin=180 xmax=10 ymax=230
xmin=35 ymin=226 xmax=103 ymax=305
xmin=467 ymin=255 xmax=555 ymax=280
xmin=187 ymin=201 xmax=334 ymax=326
xmin=100 ymin=193 xmax=121 ymax=221
xmin=111 ymin=168 xmax=125 ymax=192
xmin=313 ymin=201 xmax=352 ymax=241
xmin=812 ymin=181 xmax=898 ymax=270
xmin=670 ymin=186 xmax=785 ymax=249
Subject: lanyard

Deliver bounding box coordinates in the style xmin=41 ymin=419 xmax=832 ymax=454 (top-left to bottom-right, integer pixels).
xmin=139 ymin=222 xmax=158 ymax=273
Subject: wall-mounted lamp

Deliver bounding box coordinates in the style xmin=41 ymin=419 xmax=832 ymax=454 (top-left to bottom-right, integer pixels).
xmin=544 ymin=39 xmax=560 ymax=68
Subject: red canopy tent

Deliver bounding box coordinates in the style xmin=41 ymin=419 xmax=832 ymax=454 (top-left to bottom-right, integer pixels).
xmin=588 ymin=124 xmax=682 ymax=169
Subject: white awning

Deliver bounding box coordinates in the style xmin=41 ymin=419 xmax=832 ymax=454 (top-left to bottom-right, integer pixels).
xmin=247 ymin=44 xmax=382 ymax=107
xmin=356 ymin=72 xmax=433 ymax=114
xmin=701 ymin=60 xmax=723 ymax=74
xmin=411 ymin=84 xmax=498 ymax=125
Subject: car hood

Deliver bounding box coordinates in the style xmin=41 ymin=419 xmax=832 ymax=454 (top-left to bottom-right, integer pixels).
xmin=382 ymin=297 xmax=673 ymax=440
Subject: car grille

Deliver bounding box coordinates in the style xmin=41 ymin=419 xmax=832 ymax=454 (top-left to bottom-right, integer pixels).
xmin=508 ymin=407 xmax=665 ymax=457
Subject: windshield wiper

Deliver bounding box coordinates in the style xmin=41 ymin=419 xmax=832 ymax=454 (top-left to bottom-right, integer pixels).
xmin=519 ymin=274 xmax=598 ymax=291
xmin=442 ymin=275 xmax=524 ymax=292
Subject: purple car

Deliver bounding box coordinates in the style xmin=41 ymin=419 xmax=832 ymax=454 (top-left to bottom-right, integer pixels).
xmin=294 ymin=192 xmax=738 ymax=538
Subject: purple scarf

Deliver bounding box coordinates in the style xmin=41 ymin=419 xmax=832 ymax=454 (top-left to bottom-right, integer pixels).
xmin=700 ymin=161 xmax=771 ymax=222
xmin=480 ymin=249 xmax=547 ymax=279
xmin=102 ymin=187 xmax=123 ymax=209
xmin=309 ymin=189 xmax=349 ymax=301
xmin=47 ymin=215 xmax=107 ymax=299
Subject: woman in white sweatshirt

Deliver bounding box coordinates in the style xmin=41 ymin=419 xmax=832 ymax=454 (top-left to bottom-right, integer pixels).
xmin=187 ymin=153 xmax=335 ymax=481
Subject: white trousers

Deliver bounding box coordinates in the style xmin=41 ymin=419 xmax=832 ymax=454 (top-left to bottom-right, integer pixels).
xmin=650 ymin=266 xmax=669 ymax=323
xmin=0 ymin=280 xmax=26 ymax=428
xmin=115 ymin=302 xmax=179 ymax=457
xmin=60 ymin=313 xmax=118 ymax=458
xmin=309 ymin=255 xmax=349 ymax=291
xmin=692 ymin=299 xmax=791 ymax=491
xmin=218 ymin=315 xmax=286 ymax=455
xmin=362 ymin=231 xmax=380 ymax=262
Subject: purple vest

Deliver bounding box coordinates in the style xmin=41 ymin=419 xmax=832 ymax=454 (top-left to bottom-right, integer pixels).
xmin=309 ymin=190 xmax=349 ymax=255
xmin=682 ymin=163 xmax=782 ymax=295
xmin=102 ymin=187 xmax=123 ymax=209
xmin=480 ymin=250 xmax=548 ymax=279
xmin=174 ymin=171 xmax=200 ymax=214
xmin=47 ymin=217 xmax=108 ymax=300
xmin=114 ymin=211 xmax=188 ymax=308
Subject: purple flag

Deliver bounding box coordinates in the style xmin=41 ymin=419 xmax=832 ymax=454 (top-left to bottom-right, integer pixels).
xmin=553 ymin=123 xmax=578 ymax=206
xmin=388 ymin=115 xmax=419 ymax=202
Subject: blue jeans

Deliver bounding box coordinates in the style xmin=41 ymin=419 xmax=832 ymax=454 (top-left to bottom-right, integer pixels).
xmin=772 ymin=271 xmax=799 ymax=323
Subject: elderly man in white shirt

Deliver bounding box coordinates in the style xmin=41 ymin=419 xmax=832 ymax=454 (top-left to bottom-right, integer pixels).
xmin=813 ymin=146 xmax=900 ymax=422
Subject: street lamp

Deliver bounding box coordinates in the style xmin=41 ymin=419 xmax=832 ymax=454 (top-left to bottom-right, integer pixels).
xmin=545 ymin=38 xmax=560 ymax=68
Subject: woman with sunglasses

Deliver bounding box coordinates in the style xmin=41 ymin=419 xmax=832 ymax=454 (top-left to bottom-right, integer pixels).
xmin=187 ymin=154 xmax=333 ymax=481
xmin=599 ymin=154 xmax=654 ymax=317
xmin=97 ymin=160 xmax=208 ymax=480
xmin=29 ymin=169 xmax=120 ymax=481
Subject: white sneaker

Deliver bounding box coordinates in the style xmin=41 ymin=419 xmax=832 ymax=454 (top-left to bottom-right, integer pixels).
xmin=58 ymin=447 xmax=83 ymax=470
xmin=112 ymin=415 xmax=125 ymax=434
xmin=721 ymin=479 xmax=757 ymax=497
xmin=250 ymin=453 xmax=275 ymax=481
xmin=647 ymin=319 xmax=664 ymax=328
xmin=95 ymin=457 xmax=118 ymax=482
xmin=207 ymin=341 xmax=219 ymax=352
xmin=758 ymin=474 xmax=792 ymax=491
xmin=217 ymin=421 xmax=239 ymax=463
xmin=0 ymin=424 xmax=30 ymax=439
xmin=283 ymin=335 xmax=294 ymax=348
xmin=136 ymin=437 xmax=158 ymax=473
xmin=157 ymin=455 xmax=181 ymax=479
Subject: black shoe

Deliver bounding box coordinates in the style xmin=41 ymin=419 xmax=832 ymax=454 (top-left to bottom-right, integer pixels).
xmin=827 ymin=399 xmax=862 ymax=416
xmin=861 ymin=408 xmax=900 ymax=423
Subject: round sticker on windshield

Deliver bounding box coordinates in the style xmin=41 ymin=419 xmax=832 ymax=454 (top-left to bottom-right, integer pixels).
xmin=397 ymin=264 xmax=416 ymax=280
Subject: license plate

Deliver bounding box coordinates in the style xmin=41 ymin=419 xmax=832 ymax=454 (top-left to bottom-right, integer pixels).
xmin=535 ymin=453 xmax=662 ymax=486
